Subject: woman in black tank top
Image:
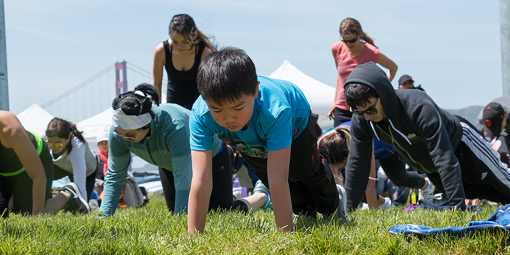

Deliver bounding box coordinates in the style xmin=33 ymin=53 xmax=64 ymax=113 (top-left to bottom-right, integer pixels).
xmin=153 ymin=14 xmax=213 ymax=110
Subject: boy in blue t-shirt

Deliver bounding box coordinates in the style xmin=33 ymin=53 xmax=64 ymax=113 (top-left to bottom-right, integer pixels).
xmin=187 ymin=47 xmax=346 ymax=234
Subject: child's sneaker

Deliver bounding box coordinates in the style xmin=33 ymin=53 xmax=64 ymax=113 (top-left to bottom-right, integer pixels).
xmin=62 ymin=183 xmax=90 ymax=214
xmin=336 ymin=184 xmax=348 ymax=222
xmin=419 ymin=177 xmax=435 ymax=202
xmin=253 ymin=180 xmax=272 ymax=209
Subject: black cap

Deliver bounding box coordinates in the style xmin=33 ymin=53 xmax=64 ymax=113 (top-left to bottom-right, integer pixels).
xmin=482 ymin=102 xmax=506 ymax=139
xmin=398 ymin=74 xmax=413 ymax=85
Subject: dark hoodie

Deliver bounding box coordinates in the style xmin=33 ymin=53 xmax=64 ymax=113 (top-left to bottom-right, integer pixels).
xmin=344 ymin=62 xmax=465 ymax=211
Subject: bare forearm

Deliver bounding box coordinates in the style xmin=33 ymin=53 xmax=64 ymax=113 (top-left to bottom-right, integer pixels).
xmin=188 ymin=182 xmax=212 ymax=234
xmin=32 ymin=175 xmax=47 ymax=215
xmin=269 ymin=180 xmax=293 ymax=231
xmin=365 ymin=180 xmax=378 ymax=209
xmin=387 ymin=70 xmax=397 ymax=82
xmin=153 ymin=82 xmax=162 ymax=104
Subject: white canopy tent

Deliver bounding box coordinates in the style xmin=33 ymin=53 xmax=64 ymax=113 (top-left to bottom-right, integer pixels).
xmin=268 ymin=60 xmax=335 ymax=129
xmin=76 ymin=107 xmax=114 ymax=143
xmin=17 ymin=103 xmax=54 ymax=138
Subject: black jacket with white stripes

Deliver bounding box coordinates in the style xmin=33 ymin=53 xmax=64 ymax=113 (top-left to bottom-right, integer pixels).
xmin=344 ymin=62 xmax=465 ymax=211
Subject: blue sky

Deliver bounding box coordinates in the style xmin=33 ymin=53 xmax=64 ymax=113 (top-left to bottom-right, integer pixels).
xmin=4 ymin=0 xmax=503 ymax=117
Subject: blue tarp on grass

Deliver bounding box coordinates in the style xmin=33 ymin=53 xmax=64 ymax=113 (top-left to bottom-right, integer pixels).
xmin=388 ymin=204 xmax=510 ymax=237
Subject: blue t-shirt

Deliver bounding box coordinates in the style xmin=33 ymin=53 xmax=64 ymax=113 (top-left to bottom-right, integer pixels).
xmin=339 ymin=121 xmax=395 ymax=160
xmin=190 ymin=76 xmax=310 ymax=158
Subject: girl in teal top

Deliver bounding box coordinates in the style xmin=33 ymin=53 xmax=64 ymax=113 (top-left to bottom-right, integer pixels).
xmin=100 ymin=84 xmax=269 ymax=217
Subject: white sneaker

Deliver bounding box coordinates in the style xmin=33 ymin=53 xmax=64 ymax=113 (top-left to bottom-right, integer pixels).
xmin=419 ymin=177 xmax=435 ymax=202
xmin=380 ymin=197 xmax=394 ymax=209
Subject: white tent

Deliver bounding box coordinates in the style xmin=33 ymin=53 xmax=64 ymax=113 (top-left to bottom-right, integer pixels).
xmin=269 ymin=60 xmax=335 ymax=129
xmin=76 ymin=107 xmax=114 ymax=143
xmin=269 ymin=60 xmax=335 ymax=115
xmin=17 ymin=103 xmax=54 ymax=138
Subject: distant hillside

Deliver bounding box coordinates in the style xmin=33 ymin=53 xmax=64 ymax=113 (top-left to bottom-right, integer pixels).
xmin=445 ymin=105 xmax=483 ymax=125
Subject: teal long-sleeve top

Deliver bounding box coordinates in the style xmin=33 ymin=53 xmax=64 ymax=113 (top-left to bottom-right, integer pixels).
xmin=99 ymin=103 xmax=222 ymax=217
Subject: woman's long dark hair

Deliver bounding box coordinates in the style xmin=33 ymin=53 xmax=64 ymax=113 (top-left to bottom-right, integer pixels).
xmin=46 ymin=118 xmax=85 ymax=153
xmin=169 ymin=14 xmax=213 ymax=49
xmin=112 ymin=83 xmax=159 ymax=120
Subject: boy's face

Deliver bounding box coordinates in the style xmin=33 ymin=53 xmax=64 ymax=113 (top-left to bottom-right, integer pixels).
xmin=206 ymin=83 xmax=259 ymax=132
xmin=354 ymin=97 xmax=386 ymax=122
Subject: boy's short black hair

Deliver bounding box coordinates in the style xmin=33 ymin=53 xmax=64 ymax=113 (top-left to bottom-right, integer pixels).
xmin=344 ymin=83 xmax=379 ymax=110
xmin=197 ymin=47 xmax=258 ymax=106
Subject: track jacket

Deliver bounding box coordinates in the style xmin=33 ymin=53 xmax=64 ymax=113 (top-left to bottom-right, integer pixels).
xmin=344 ymin=62 xmax=465 ymax=211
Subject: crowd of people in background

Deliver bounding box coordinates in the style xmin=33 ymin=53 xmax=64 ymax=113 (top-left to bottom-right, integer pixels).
xmin=2 ymin=14 xmax=510 ymax=235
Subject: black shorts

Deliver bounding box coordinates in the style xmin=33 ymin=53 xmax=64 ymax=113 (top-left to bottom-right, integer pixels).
xmin=241 ymin=114 xmax=339 ymax=216
xmin=0 ymin=144 xmax=54 ymax=217
xmin=334 ymin=108 xmax=353 ymax=127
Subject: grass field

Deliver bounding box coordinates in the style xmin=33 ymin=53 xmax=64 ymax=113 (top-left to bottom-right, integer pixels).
xmin=1 ymin=195 xmax=509 ymax=254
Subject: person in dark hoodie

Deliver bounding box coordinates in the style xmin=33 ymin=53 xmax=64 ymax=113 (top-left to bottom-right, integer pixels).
xmin=343 ymin=62 xmax=510 ymax=211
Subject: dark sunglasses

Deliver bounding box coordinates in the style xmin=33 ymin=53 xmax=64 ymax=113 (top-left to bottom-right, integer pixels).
xmin=350 ymin=99 xmax=380 ymax=115
xmin=342 ymin=35 xmax=359 ymax=44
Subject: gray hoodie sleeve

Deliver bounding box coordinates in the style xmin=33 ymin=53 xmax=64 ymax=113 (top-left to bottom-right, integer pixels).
xmin=344 ymin=117 xmax=374 ymax=211
xmin=411 ymin=100 xmax=466 ymax=209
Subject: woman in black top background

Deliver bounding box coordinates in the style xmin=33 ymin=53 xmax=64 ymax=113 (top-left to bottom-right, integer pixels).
xmin=152 ymin=14 xmax=213 ymax=110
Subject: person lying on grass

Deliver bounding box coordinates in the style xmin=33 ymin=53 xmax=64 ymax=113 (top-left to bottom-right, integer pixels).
xmin=99 ymin=83 xmax=270 ymax=217
xmin=0 ymin=111 xmax=89 ymax=218
xmin=343 ymin=62 xmax=510 ymax=211
xmin=187 ymin=47 xmax=347 ymax=234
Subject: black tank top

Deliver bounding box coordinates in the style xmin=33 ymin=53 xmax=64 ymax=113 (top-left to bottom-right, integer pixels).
xmin=0 ymin=130 xmax=38 ymax=174
xmin=163 ymin=40 xmax=205 ymax=110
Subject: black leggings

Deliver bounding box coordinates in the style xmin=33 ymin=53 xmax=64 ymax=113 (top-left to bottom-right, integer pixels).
xmin=0 ymin=145 xmax=54 ymax=218
xmin=159 ymin=143 xmax=247 ymax=213
xmin=53 ymin=165 xmax=95 ymax=201
xmin=379 ymin=152 xmax=425 ymax=189
xmin=426 ymin=116 xmax=510 ymax=205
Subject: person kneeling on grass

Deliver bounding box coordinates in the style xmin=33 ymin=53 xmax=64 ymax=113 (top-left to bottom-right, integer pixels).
xmin=343 ymin=62 xmax=510 ymax=212
xmin=46 ymin=118 xmax=97 ymax=203
xmin=99 ymin=83 xmax=270 ymax=217
xmin=318 ymin=122 xmax=434 ymax=209
xmin=187 ymin=47 xmax=347 ymax=234
xmin=92 ymin=132 xmax=146 ymax=210
xmin=0 ymin=111 xmax=89 ymax=218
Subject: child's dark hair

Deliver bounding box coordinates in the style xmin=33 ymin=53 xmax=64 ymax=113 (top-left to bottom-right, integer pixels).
xmin=344 ymin=83 xmax=379 ymax=110
xmin=112 ymin=83 xmax=159 ymax=122
xmin=169 ymin=14 xmax=212 ymax=49
xmin=340 ymin=17 xmax=376 ymax=47
xmin=46 ymin=118 xmax=85 ymax=152
xmin=317 ymin=126 xmax=351 ymax=181
xmin=197 ymin=47 xmax=258 ymax=106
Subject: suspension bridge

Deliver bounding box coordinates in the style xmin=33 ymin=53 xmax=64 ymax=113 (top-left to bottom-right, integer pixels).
xmin=40 ymin=61 xmax=167 ymax=123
